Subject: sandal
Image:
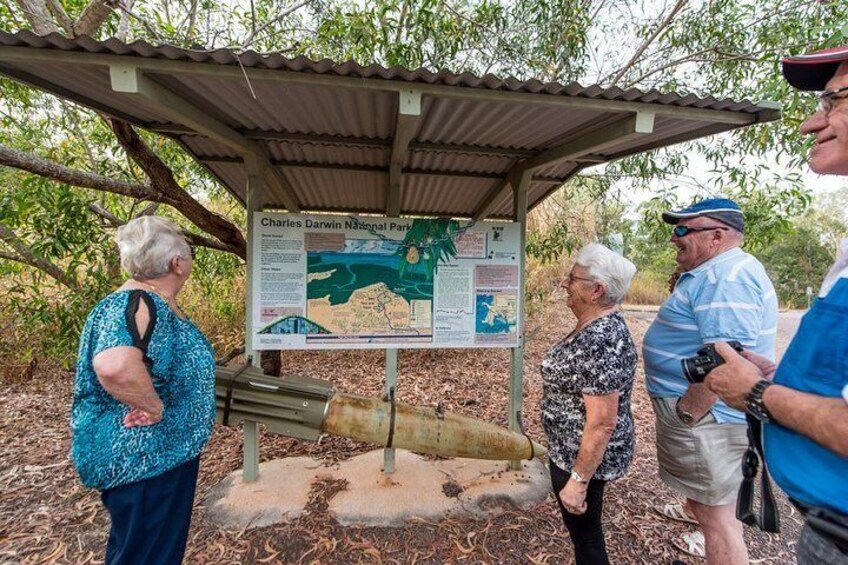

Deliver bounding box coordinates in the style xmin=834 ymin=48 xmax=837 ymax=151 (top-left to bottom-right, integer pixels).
xmin=672 ymin=531 xmax=706 ymax=559
xmin=654 ymin=502 xmax=698 ymax=525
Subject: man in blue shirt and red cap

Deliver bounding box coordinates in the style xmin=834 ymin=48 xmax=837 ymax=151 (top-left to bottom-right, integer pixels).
xmin=706 ymin=47 xmax=848 ymax=564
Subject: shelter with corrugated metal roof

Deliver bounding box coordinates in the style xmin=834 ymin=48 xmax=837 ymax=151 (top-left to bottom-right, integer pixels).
xmin=0 ymin=30 xmax=781 ymax=479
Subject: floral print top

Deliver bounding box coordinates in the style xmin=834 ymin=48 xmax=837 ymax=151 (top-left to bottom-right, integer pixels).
xmin=540 ymin=311 xmax=637 ymax=481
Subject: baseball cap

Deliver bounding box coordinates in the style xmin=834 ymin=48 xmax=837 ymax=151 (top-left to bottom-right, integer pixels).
xmin=661 ymin=197 xmax=745 ymax=233
xmin=782 ymin=46 xmax=848 ymax=91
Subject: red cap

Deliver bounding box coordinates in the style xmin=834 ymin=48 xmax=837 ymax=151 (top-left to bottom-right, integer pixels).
xmin=782 ymin=46 xmax=848 ymax=91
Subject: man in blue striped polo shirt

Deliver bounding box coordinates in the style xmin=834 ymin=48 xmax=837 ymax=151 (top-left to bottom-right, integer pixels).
xmin=643 ymin=197 xmax=778 ymax=565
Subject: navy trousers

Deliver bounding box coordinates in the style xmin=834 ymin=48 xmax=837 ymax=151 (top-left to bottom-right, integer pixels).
xmin=100 ymin=456 xmax=200 ymax=565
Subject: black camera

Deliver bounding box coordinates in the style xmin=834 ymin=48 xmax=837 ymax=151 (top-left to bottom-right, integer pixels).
xmin=681 ymin=340 xmax=744 ymax=384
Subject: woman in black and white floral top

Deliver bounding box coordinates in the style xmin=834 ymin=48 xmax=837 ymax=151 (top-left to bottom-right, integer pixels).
xmin=541 ymin=243 xmax=638 ymax=565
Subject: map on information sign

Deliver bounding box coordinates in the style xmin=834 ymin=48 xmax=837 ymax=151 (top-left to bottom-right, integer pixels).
xmin=475 ymin=293 xmax=518 ymax=335
xmin=305 ymin=237 xmax=434 ymax=343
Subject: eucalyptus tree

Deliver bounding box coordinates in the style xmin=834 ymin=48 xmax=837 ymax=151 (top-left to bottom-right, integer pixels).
xmin=0 ymin=0 xmax=845 ymax=363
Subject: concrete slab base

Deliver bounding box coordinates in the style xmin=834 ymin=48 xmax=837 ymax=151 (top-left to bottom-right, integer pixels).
xmin=205 ymin=449 xmax=551 ymax=529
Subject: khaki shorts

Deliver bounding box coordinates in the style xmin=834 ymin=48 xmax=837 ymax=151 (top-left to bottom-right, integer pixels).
xmin=651 ymin=397 xmax=748 ymax=506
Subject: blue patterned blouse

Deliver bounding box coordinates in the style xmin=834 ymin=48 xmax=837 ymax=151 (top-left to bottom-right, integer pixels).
xmin=71 ymin=290 xmax=216 ymax=490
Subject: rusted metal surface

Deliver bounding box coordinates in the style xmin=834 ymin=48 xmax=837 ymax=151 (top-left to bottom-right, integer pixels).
xmin=324 ymin=392 xmax=546 ymax=461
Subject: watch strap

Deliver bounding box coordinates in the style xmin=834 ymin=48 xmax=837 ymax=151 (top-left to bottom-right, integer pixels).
xmin=570 ymin=470 xmax=588 ymax=484
xmin=675 ymin=399 xmax=696 ymax=426
xmin=745 ymin=379 xmax=775 ymax=423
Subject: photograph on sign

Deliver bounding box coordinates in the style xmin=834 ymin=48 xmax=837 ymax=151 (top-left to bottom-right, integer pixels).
xmin=251 ymin=213 xmax=520 ymax=350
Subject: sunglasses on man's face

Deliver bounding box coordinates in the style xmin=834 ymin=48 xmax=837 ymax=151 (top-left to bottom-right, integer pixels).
xmin=672 ymin=225 xmax=730 ymax=238
xmin=818 ymin=85 xmax=848 ymax=115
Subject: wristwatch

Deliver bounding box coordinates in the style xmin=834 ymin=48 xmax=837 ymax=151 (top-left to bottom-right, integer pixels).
xmin=570 ymin=470 xmax=589 ymax=484
xmin=745 ymin=379 xmax=775 ymax=423
xmin=675 ymin=399 xmax=696 ymax=426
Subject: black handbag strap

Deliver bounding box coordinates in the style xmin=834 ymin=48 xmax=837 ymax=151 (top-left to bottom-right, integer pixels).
xmin=736 ymin=415 xmax=780 ymax=532
xmin=515 ymin=409 xmax=535 ymax=461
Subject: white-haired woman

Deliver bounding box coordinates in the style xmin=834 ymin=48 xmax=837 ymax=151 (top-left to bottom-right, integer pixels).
xmin=71 ymin=216 xmax=216 ymax=565
xmin=540 ymin=243 xmax=638 ymax=565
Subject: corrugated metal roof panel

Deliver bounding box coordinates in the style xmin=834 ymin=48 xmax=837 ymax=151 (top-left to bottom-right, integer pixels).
xmin=407 ymin=151 xmax=512 ymax=175
xmin=402 ymin=175 xmax=499 ymax=217
xmin=153 ymin=71 xmax=399 ymax=137
xmin=0 ymin=30 xmax=781 ymax=218
xmin=284 ymin=168 xmax=387 ymax=211
xmin=0 ymin=31 xmax=769 ymax=113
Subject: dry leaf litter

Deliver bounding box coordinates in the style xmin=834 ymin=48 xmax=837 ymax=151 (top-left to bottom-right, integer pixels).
xmin=0 ymin=291 xmax=802 ymax=564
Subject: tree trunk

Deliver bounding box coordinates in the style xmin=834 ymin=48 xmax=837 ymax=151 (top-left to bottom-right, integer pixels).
xmin=16 ymin=0 xmax=60 ymax=34
xmin=261 ymin=351 xmax=282 ymax=377
xmin=109 ymin=120 xmax=247 ymax=259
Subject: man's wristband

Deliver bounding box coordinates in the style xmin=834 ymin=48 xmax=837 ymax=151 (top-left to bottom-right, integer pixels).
xmin=745 ymin=379 xmax=775 ymax=423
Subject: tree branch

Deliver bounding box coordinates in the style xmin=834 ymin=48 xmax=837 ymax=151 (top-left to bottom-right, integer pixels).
xmin=216 ymin=346 xmax=245 ymax=366
xmin=73 ymin=0 xmax=116 ymax=37
xmin=89 ymin=203 xmax=234 ymax=253
xmin=0 ymin=140 xmax=244 ymax=258
xmin=608 ymin=0 xmax=688 ymax=87
xmin=14 ymin=0 xmax=61 ymax=34
xmin=0 ymin=250 xmax=24 ymax=262
xmin=0 ymin=142 xmax=150 ymax=199
xmin=134 ymin=202 xmax=159 ymax=217
xmin=239 ymin=0 xmax=312 ymax=49
xmin=108 ymin=120 xmax=247 ymax=259
xmin=623 ymin=47 xmax=713 ymax=89
xmin=0 ymin=222 xmax=80 ymax=289
xmin=45 ymin=0 xmax=73 ymax=35
xmin=116 ymin=0 xmax=135 ymax=41
xmin=59 ymin=100 xmax=98 ymax=171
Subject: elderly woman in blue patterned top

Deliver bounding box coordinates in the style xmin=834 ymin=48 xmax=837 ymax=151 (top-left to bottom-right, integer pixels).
xmin=540 ymin=243 xmax=638 ymax=565
xmin=71 ymin=216 xmax=216 ymax=565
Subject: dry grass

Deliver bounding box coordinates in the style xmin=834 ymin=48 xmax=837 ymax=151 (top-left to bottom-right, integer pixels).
xmin=180 ymin=274 xmax=246 ymax=356
xmin=625 ymin=271 xmax=671 ymax=306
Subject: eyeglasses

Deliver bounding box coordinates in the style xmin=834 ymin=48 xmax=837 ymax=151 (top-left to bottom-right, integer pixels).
xmin=565 ymin=273 xmax=595 ymax=285
xmin=818 ymin=85 xmax=848 ymax=115
xmin=672 ymin=225 xmax=730 ymax=238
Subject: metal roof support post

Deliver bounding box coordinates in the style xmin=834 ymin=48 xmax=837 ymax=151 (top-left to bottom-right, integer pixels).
xmin=509 ymin=169 xmax=532 ymax=471
xmin=108 ymin=64 xmax=301 ymax=213
xmin=242 ymin=155 xmax=266 ymax=482
xmin=387 ymin=90 xmax=422 ymax=216
xmin=383 ymin=348 xmax=399 ymax=474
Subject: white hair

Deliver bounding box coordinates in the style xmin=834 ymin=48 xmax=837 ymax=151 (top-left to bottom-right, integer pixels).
xmin=574 ymin=243 xmax=637 ymax=305
xmin=115 ymin=216 xmax=190 ymax=280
